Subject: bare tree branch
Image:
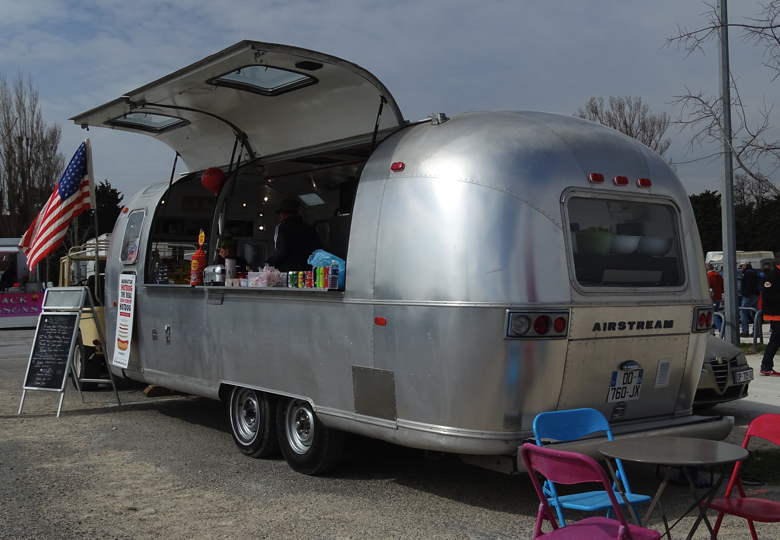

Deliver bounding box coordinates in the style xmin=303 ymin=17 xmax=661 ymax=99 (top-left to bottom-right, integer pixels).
xmin=0 ymin=74 xmax=65 ymax=237
xmin=577 ymin=96 xmax=672 ymax=156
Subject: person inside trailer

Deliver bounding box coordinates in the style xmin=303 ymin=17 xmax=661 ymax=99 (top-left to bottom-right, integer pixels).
xmin=266 ymin=198 xmax=322 ymax=272
xmin=216 ymin=237 xmax=249 ymax=274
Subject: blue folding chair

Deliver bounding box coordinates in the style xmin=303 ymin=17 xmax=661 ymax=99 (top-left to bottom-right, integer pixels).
xmin=532 ymin=408 xmax=651 ymax=526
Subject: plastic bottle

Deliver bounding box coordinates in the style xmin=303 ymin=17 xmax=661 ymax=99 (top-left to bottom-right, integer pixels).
xmin=328 ymin=260 xmax=339 ymax=289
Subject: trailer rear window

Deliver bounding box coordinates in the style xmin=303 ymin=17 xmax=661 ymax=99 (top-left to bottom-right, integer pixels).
xmin=567 ymin=197 xmax=684 ymax=288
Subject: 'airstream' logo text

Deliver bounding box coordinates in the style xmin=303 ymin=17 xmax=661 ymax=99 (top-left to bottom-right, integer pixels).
xmin=592 ymin=320 xmax=674 ymax=332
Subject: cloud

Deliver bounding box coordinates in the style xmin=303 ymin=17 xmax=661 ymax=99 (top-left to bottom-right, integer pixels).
xmin=0 ymin=0 xmax=776 ymax=199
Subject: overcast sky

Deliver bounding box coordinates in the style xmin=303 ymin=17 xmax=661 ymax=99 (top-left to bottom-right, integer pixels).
xmin=1 ymin=0 xmax=776 ymax=200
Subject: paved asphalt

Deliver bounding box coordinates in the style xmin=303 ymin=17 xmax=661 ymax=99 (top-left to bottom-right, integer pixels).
xmin=1 ymin=328 xmax=779 ymax=538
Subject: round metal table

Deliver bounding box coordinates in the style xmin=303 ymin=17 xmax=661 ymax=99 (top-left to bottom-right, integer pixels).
xmin=599 ymin=437 xmax=748 ymax=540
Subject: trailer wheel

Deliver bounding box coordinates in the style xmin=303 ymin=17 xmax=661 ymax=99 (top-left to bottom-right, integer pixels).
xmin=228 ymin=387 xmax=279 ymax=458
xmin=277 ymin=398 xmax=344 ymax=475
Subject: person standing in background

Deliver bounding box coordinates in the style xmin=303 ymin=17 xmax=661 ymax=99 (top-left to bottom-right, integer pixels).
xmin=707 ymin=263 xmax=724 ymax=332
xmin=740 ymin=263 xmax=761 ymax=337
xmin=759 ymin=253 xmax=780 ymax=376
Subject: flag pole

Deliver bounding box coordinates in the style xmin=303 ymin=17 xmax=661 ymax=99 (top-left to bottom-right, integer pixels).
xmin=85 ymin=139 xmax=101 ymax=304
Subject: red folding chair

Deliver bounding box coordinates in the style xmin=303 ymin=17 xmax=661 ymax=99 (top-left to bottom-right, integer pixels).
xmin=519 ymin=443 xmax=660 ymax=539
xmin=709 ymin=414 xmax=780 ymax=539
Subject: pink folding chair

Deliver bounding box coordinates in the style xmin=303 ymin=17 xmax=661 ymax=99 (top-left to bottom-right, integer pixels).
xmin=709 ymin=414 xmax=780 ymax=539
xmin=520 ymin=443 xmax=660 ymax=539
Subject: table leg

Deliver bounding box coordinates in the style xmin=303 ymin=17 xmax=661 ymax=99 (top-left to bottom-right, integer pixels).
xmin=684 ymin=466 xmax=726 ymax=540
xmin=643 ymin=466 xmax=673 ymax=539
xmin=603 ymin=457 xmax=642 ymax=526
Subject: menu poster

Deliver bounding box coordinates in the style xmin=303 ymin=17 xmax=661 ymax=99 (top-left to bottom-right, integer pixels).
xmin=112 ymin=274 xmax=135 ymax=369
xmin=24 ymin=313 xmax=79 ymax=390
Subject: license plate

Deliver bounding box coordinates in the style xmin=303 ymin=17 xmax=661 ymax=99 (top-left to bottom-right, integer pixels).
xmin=733 ymin=368 xmax=754 ymax=384
xmin=607 ymin=369 xmax=643 ymax=403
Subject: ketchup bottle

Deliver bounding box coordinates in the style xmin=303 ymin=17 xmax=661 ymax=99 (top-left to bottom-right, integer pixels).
xmin=190 ymin=229 xmax=207 ymax=286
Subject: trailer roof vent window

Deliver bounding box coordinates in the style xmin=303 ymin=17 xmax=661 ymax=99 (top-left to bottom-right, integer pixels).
xmin=209 ymin=65 xmax=316 ymax=96
xmin=108 ymin=113 xmax=187 ymax=133
xmin=298 ymin=193 xmax=325 ymax=206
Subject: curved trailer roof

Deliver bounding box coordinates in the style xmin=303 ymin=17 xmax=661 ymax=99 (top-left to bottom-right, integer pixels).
xmin=71 ymin=41 xmax=406 ymax=172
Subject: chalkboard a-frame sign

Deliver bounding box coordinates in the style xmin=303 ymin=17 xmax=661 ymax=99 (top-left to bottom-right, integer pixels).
xmin=23 ymin=312 xmax=79 ymax=392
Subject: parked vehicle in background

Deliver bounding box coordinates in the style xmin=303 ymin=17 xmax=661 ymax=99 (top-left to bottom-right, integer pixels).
xmin=58 ymin=236 xmax=110 ymax=388
xmin=695 ymin=334 xmax=752 ymax=408
xmin=0 ymin=238 xmax=44 ymax=328
xmin=705 ymin=251 xmax=774 ymax=270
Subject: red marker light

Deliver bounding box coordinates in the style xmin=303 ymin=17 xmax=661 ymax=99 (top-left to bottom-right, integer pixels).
xmin=588 ymin=173 xmax=604 ymax=184
xmin=374 ymin=316 xmax=388 ymax=326
xmin=553 ymin=317 xmax=567 ymax=333
xmin=390 ymin=162 xmax=405 ymax=172
xmin=637 ymin=178 xmax=652 ymax=188
xmin=533 ymin=315 xmax=551 ymax=335
xmin=613 ymin=176 xmax=629 ymax=186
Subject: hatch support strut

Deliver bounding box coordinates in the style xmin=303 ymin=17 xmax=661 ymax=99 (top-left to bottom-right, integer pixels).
xmin=371 ymin=96 xmax=387 ymax=150
xmin=123 ymin=98 xmax=258 ymax=161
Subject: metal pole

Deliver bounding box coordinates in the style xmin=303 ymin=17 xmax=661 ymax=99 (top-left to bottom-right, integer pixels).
xmin=719 ymin=0 xmax=739 ymax=345
xmin=86 ymin=139 xmax=101 ymax=304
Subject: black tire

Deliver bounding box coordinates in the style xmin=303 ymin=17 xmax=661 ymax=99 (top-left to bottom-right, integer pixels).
xmin=227 ymin=387 xmax=279 ymax=458
xmin=276 ymin=398 xmax=344 ymax=475
xmin=71 ymin=335 xmax=101 ymax=391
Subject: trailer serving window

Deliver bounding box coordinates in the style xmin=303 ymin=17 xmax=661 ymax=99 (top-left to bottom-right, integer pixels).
xmin=567 ymin=197 xmax=684 ymax=287
xmin=145 ymin=175 xmax=218 ymax=284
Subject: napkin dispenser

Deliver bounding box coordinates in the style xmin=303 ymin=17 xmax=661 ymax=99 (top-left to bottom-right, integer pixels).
xmin=204 ymin=264 xmax=225 ymax=285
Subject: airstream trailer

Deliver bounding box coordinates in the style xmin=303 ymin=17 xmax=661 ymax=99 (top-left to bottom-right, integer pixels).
xmin=72 ymin=41 xmax=732 ymax=474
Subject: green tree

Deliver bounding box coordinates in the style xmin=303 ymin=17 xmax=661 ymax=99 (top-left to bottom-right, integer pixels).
xmin=75 ymin=179 xmax=124 ymax=243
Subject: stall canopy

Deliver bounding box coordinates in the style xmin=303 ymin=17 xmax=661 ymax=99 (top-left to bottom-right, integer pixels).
xmin=71 ymin=41 xmax=406 ymax=172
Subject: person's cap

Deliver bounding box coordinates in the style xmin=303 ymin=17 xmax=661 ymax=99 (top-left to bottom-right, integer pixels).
xmin=276 ymin=198 xmax=302 ymax=214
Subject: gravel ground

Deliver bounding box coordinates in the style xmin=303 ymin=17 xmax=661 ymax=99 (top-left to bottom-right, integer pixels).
xmin=1 ymin=328 xmax=779 ymax=539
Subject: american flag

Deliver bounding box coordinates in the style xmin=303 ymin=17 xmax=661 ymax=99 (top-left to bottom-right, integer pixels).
xmin=19 ymin=141 xmax=95 ymax=271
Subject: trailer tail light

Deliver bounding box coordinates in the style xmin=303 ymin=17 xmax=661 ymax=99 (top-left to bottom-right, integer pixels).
xmin=506 ymin=311 xmax=569 ymax=339
xmin=588 ymin=173 xmax=604 ymax=184
xmin=533 ymin=315 xmax=550 ymax=335
xmin=692 ymin=306 xmax=713 ymax=333
xmin=390 ymin=161 xmax=405 ymax=172
xmin=613 ymin=175 xmax=629 ymax=186
xmin=637 ymin=178 xmax=652 ymax=188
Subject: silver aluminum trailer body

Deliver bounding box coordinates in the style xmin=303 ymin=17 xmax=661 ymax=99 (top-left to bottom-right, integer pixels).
xmin=74 ymin=41 xmax=731 ymax=466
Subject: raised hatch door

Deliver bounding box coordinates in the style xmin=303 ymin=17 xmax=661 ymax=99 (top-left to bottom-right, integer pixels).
xmin=71 ymin=41 xmax=405 ymax=171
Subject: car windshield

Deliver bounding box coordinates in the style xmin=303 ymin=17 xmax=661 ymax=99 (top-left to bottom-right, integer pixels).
xmin=567 ymin=197 xmax=685 ymax=287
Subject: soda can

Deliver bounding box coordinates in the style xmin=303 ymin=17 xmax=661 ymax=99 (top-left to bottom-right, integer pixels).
xmin=323 ymin=266 xmax=330 ymax=289
xmin=278 ymin=272 xmax=287 ymax=287
xmin=297 ymin=271 xmax=305 ymax=288
xmin=289 ymin=272 xmax=297 ymax=288
xmin=316 ymin=267 xmax=324 ymax=288
xmin=305 ymin=271 xmax=314 ymax=288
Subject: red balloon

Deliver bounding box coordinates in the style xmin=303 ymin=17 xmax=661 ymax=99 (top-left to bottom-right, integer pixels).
xmin=201 ymin=167 xmax=226 ymax=195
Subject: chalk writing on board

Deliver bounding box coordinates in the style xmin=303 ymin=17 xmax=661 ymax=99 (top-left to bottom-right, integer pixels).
xmin=24 ymin=314 xmax=78 ymax=390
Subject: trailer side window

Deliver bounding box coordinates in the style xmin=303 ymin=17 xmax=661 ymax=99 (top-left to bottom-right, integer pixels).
xmin=567 ymin=197 xmax=684 ymax=288
xmin=120 ymin=210 xmax=145 ymax=265
xmin=145 ymin=176 xmax=217 ymax=284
